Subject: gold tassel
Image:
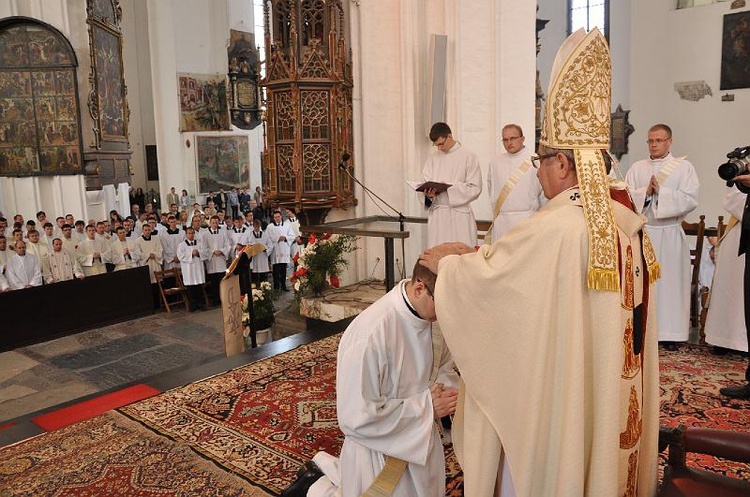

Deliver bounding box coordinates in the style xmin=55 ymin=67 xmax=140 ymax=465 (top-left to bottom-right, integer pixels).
xmin=647 ymin=262 xmax=661 ymax=285
xmin=587 ymin=268 xmax=621 ymax=292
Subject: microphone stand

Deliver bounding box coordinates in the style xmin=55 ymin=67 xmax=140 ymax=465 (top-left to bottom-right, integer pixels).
xmin=339 ymin=161 xmax=406 ymax=231
xmin=339 ymin=159 xmax=406 ymax=290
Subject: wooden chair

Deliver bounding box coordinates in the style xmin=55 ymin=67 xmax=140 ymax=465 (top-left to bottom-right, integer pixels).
xmin=155 ymin=268 xmax=188 ymax=313
xmin=682 ymin=215 xmax=706 ymax=330
xmin=659 ymin=424 xmax=750 ymax=497
xmin=716 ymin=215 xmax=726 ymax=240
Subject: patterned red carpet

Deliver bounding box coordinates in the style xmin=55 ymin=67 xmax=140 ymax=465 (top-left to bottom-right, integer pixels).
xmin=659 ymin=344 xmax=750 ymax=480
xmin=1 ymin=336 xmax=747 ymax=496
xmin=0 ymin=411 xmax=269 ymax=496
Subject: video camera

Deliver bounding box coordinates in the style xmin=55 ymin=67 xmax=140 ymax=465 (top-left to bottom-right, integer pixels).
xmin=718 ymin=146 xmax=750 ymax=193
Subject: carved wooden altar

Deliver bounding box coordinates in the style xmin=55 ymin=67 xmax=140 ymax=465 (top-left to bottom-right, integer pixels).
xmin=261 ymin=0 xmax=356 ymax=219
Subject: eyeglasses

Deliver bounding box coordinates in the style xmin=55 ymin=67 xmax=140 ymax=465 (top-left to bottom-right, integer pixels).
xmin=647 ymin=138 xmax=670 ymax=144
xmin=502 ymin=136 xmax=522 ymax=143
xmin=417 ymin=279 xmax=435 ymax=299
xmin=530 ymin=153 xmax=558 ymax=169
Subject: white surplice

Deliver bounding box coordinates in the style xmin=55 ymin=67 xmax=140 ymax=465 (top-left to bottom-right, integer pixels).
xmin=135 ymin=235 xmax=164 ymax=283
xmin=5 ymin=253 xmax=43 ymax=290
xmin=317 ymin=281 xmax=460 ymax=497
xmin=160 ymin=228 xmax=185 ymax=270
xmin=704 ymin=187 xmax=748 ymax=352
xmin=626 ymin=153 xmax=700 ymax=341
xmin=178 ymin=239 xmax=208 ymax=285
xmin=203 ymin=229 xmax=230 ymax=275
xmin=26 ymin=241 xmax=49 ymax=277
xmin=247 ymin=229 xmax=271 ymax=273
xmin=44 ymin=250 xmax=84 ymax=282
xmin=76 ymin=237 xmax=108 ymax=276
xmin=486 ymin=146 xmax=543 ymax=241
xmin=421 ymin=142 xmax=482 ymax=248
xmin=266 ymin=222 xmax=294 ymax=265
xmin=228 ymin=226 xmax=249 ymax=260
xmin=108 ymin=238 xmax=141 ymax=271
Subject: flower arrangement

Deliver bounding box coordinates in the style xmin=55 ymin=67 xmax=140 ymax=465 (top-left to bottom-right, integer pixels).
xmin=292 ymin=233 xmax=358 ymax=296
xmin=241 ymin=281 xmax=276 ymax=330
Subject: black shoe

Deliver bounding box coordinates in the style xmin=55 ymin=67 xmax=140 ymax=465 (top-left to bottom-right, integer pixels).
xmin=719 ymin=383 xmax=750 ymax=400
xmin=279 ymin=461 xmax=324 ymax=497
xmin=660 ymin=341 xmax=679 ymax=352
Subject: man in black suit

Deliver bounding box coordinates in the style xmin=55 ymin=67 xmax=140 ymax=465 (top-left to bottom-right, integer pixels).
xmin=720 ymin=172 xmax=750 ymax=400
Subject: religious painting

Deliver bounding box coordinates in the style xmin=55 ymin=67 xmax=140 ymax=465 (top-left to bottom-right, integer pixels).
xmin=195 ymin=135 xmax=249 ymax=194
xmin=0 ymin=20 xmax=83 ymax=176
xmin=720 ymin=10 xmax=750 ymax=90
xmin=90 ymin=23 xmax=127 ymax=140
xmin=179 ymin=73 xmax=230 ymax=132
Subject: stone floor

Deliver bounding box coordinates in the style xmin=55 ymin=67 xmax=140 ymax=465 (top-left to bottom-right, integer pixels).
xmin=0 ymin=289 xmax=301 ymax=425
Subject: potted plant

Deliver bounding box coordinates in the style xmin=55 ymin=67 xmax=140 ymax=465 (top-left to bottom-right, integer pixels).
xmin=242 ymin=281 xmax=276 ymax=346
xmin=291 ymin=233 xmax=358 ymax=296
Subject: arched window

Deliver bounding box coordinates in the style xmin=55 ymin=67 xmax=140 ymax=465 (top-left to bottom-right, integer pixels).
xmin=569 ymin=0 xmax=609 ymax=40
xmin=0 ymin=18 xmax=82 ymax=176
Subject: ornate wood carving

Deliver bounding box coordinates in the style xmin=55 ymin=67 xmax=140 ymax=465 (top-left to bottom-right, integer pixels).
xmin=261 ymin=0 xmax=356 ymax=215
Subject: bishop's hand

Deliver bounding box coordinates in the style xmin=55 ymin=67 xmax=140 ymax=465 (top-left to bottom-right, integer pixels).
xmin=419 ymin=242 xmax=475 ymax=274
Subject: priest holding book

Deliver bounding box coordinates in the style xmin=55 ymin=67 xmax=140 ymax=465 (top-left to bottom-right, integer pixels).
xmin=421 ymin=122 xmax=482 ymax=248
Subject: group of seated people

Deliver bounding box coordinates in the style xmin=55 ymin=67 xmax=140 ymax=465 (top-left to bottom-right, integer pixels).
xmin=0 ymin=199 xmax=303 ymax=312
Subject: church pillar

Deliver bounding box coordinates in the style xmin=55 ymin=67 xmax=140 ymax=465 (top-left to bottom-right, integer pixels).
xmin=146 ymin=0 xmax=185 ymax=209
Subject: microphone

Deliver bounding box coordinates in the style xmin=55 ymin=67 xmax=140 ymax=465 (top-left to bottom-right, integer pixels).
xmin=338 ymin=152 xmax=351 ymax=170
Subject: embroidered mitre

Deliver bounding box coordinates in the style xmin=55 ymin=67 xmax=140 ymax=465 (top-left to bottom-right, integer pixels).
xmin=540 ymin=28 xmax=619 ymax=292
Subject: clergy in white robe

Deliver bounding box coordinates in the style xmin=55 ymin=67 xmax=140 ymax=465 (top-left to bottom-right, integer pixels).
xmin=107 ymin=227 xmax=141 ymax=271
xmin=626 ymin=126 xmax=700 ymax=344
xmin=59 ymin=227 xmax=79 ymax=261
xmin=422 ymin=185 xmax=660 ymax=497
xmin=266 ymin=211 xmax=294 ymax=291
xmin=135 ymin=224 xmax=164 ymax=284
xmin=160 ymin=217 xmax=185 ymax=270
xmin=229 ymin=219 xmax=249 ymax=260
xmin=44 ymin=238 xmax=84 ymax=283
xmin=421 ymin=123 xmax=482 ymax=248
xmin=286 ymin=207 xmax=302 ymax=260
xmin=204 ymin=217 xmax=230 ymax=306
xmin=247 ymin=220 xmax=271 ymax=285
xmin=301 ymin=266 xmax=459 ymax=497
xmin=25 ymin=231 xmax=50 ymax=277
xmin=705 ymin=187 xmax=748 ymax=352
xmin=178 ymin=227 xmax=209 ymax=311
xmin=5 ymin=242 xmax=43 ymax=290
xmin=418 ymin=29 xmax=660 ymax=497
xmin=0 ymin=269 xmax=8 ymax=292
xmin=486 ymin=125 xmax=543 ymax=242
xmin=76 ymin=226 xmax=108 ymax=277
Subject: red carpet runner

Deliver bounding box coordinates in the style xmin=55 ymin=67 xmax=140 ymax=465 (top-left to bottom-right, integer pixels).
xmin=31 ymin=383 xmax=161 ymax=431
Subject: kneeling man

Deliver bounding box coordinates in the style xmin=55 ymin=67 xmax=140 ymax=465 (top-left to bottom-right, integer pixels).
xmin=281 ymin=261 xmax=459 ymax=496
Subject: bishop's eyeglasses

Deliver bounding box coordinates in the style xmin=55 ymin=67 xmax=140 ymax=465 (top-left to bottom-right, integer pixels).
xmin=530 ymin=153 xmax=558 ymax=169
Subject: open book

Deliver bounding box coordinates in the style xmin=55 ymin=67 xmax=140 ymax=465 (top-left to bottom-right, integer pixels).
xmin=406 ymin=180 xmax=452 ymax=194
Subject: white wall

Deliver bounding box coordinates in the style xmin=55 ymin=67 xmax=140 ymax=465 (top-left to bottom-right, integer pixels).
xmin=346 ymin=0 xmax=535 ymax=283
xmin=630 ymin=0 xmax=750 ymax=223
xmin=142 ymin=0 xmax=263 ymax=208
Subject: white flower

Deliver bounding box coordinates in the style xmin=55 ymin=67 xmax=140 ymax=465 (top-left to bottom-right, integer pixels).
xmin=294 ymin=280 xmax=301 ymax=292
